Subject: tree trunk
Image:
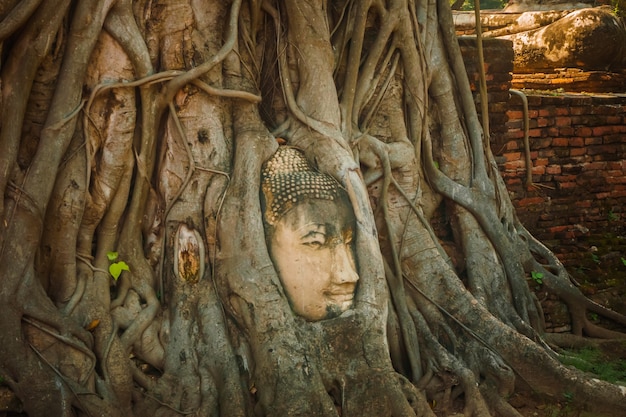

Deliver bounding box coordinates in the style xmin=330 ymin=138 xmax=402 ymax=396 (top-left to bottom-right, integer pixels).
xmin=1 ymin=0 xmax=625 ymax=416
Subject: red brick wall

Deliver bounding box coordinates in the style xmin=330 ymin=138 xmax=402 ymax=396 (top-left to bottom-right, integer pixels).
xmin=501 ymin=93 xmax=626 ymax=257
xmin=459 ymin=38 xmax=626 ymax=263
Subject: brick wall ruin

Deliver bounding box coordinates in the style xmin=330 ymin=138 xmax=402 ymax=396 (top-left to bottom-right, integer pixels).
xmin=503 ymin=93 xmax=626 ymax=252
xmin=459 ymin=37 xmax=626 ymax=266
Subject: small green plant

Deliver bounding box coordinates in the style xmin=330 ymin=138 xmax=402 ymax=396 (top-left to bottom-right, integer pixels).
xmin=621 ymin=257 xmax=626 ymax=267
xmin=563 ymin=391 xmax=573 ymax=402
xmin=591 ymin=253 xmax=600 ymax=264
xmin=613 ymin=0 xmax=625 ymax=19
xmin=589 ymin=312 xmax=599 ymax=322
xmin=531 ymin=270 xmax=544 ymax=284
xmin=608 ymin=210 xmax=619 ymax=222
xmin=107 ymin=251 xmax=130 ymax=280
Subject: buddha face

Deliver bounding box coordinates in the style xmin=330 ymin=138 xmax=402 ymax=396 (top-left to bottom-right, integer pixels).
xmin=267 ymin=198 xmax=359 ymax=321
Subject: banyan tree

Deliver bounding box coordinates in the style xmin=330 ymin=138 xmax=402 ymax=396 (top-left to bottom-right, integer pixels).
xmin=0 ymin=0 xmax=625 ymax=416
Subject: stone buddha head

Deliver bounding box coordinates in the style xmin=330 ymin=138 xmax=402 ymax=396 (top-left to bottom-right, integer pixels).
xmin=261 ymin=147 xmax=359 ymax=321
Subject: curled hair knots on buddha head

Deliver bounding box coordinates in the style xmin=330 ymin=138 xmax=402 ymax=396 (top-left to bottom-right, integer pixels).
xmin=261 ymin=146 xmax=342 ymax=226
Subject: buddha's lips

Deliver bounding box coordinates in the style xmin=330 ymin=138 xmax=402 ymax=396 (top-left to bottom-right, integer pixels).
xmin=325 ymin=289 xmax=355 ymax=305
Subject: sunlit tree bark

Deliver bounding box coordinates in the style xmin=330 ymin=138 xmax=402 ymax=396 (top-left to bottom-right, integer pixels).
xmin=1 ymin=1 xmax=625 ymax=416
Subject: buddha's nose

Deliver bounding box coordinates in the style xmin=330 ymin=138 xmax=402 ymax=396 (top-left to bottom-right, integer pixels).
xmin=331 ymin=244 xmax=359 ymax=284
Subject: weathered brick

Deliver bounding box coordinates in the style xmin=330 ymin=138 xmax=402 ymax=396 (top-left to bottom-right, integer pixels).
xmin=535 ymin=118 xmax=551 ymax=127
xmin=489 ymin=102 xmax=509 ymax=113
xmin=506 ymin=120 xmax=524 ymax=131
xmin=529 ymin=128 xmax=544 ymax=137
xmin=518 ymin=197 xmax=545 ymax=206
xmin=602 ymin=170 xmax=624 ymax=178
xmin=539 ymin=107 xmax=557 ymax=117
xmin=583 ymin=176 xmax=607 ymax=187
xmin=546 ymin=127 xmax=560 ymax=137
xmin=584 ymin=137 xmax=603 ymax=145
xmin=593 ymin=153 xmax=620 ymax=162
xmin=504 ymin=160 xmax=525 ymax=170
xmin=554 ymin=174 xmax=578 ymax=182
xmin=606 ymin=176 xmax=626 ymax=184
xmin=561 ymin=164 xmax=583 ymax=174
xmin=506 ymin=178 xmax=523 ymax=186
xmin=549 ymin=225 xmax=569 ymax=234
xmin=592 ymin=104 xmax=621 ymax=115
xmin=504 ymin=130 xmax=524 ymax=140
xmin=538 ymin=149 xmax=555 ymax=158
xmin=592 ymin=126 xmax=618 ymax=136
xmin=588 ymin=145 xmax=618 ymax=156
xmin=604 ymin=134 xmax=624 ymax=144
xmin=554 ymin=148 xmax=570 ymax=157
xmin=504 ymin=152 xmax=522 ymax=162
xmin=583 ymin=161 xmax=608 ymax=171
xmin=557 ymin=180 xmax=576 ymax=189
xmin=546 ymin=165 xmax=561 ymax=174
xmin=505 ymin=141 xmax=520 ymax=151
xmin=531 ymin=138 xmax=552 ymax=149
xmin=562 ymin=156 xmax=586 ymax=165
xmin=552 ymin=138 xmax=569 ymax=147
xmin=569 ymin=106 xmax=587 ymax=115
xmin=570 ymin=115 xmax=584 ymax=125
xmin=575 ymin=126 xmax=592 ymax=136
xmin=556 ymin=107 xmax=570 ymax=116
xmin=532 ymin=166 xmax=546 ymax=175
xmin=568 ymin=137 xmax=584 ymax=147
xmin=555 ymin=117 xmax=572 ymax=127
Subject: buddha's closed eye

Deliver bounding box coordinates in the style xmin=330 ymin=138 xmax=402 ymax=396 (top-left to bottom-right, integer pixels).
xmin=301 ymin=229 xmax=326 ymax=248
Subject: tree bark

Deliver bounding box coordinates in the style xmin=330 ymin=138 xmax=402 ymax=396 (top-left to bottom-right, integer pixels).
xmin=1 ymin=0 xmax=625 ymax=416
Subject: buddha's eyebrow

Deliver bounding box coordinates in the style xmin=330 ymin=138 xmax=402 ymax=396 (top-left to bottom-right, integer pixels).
xmin=298 ymin=224 xmax=326 ymax=238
